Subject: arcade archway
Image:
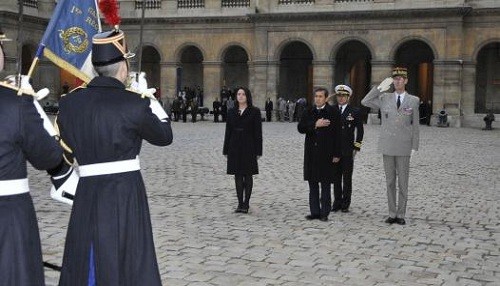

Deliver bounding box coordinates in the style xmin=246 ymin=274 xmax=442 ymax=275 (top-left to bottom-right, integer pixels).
xmin=334 ymin=40 xmax=372 ymax=108
xmin=140 ymin=45 xmax=161 ymax=90
xmin=222 ymin=45 xmax=249 ymax=90
xmin=178 ymin=45 xmax=204 ymax=98
xmin=278 ymin=41 xmax=313 ymax=101
xmin=475 ymin=42 xmax=500 ymax=113
xmin=394 ymin=40 xmax=435 ymax=104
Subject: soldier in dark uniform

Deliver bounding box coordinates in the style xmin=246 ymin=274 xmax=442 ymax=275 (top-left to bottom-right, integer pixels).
xmin=191 ymin=98 xmax=199 ymax=123
xmin=213 ymin=97 xmax=221 ymax=122
xmin=181 ymin=99 xmax=188 ymax=122
xmin=331 ymin=85 xmax=364 ymax=213
xmin=172 ymin=96 xmax=180 ymax=122
xmin=0 ymin=35 xmax=63 ymax=286
xmin=298 ymin=87 xmax=341 ymax=222
xmin=265 ymin=97 xmax=273 ymax=122
xmin=56 ymin=28 xmax=173 ymax=286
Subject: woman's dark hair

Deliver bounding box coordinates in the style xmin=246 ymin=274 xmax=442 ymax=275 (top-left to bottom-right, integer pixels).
xmin=235 ymin=86 xmax=253 ymax=108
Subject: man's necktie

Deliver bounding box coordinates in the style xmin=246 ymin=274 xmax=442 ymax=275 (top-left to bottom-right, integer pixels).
xmin=339 ymin=106 xmax=343 ymax=113
xmin=397 ymin=96 xmax=401 ymax=109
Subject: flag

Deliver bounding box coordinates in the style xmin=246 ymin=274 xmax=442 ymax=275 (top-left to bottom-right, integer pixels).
xmin=36 ymin=0 xmax=100 ymax=83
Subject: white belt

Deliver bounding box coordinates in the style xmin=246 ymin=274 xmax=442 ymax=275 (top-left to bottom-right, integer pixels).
xmin=79 ymin=156 xmax=141 ymax=177
xmin=0 ymin=178 xmax=30 ymax=196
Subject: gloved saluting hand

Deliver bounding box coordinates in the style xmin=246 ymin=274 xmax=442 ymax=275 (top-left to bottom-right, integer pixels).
xmin=129 ymin=71 xmax=169 ymax=122
xmin=377 ymin=77 xmax=393 ymax=93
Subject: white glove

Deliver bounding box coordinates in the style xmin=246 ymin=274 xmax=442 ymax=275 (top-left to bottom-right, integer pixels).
xmin=150 ymin=99 xmax=168 ymax=122
xmin=33 ymin=99 xmax=57 ymax=136
xmin=130 ymin=72 xmax=156 ymax=98
xmin=50 ymin=166 xmax=79 ymax=206
xmin=377 ymin=77 xmax=393 ymax=92
xmin=9 ymin=75 xmax=56 ymax=136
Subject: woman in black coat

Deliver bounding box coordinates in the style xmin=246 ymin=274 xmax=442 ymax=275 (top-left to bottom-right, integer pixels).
xmin=298 ymin=87 xmax=341 ymax=221
xmin=223 ymin=87 xmax=263 ymax=213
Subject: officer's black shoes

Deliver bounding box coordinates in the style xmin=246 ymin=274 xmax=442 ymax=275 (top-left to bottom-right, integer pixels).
xmin=385 ymin=217 xmax=397 ymax=224
xmin=241 ymin=208 xmax=249 ymax=214
xmin=319 ymin=216 xmax=328 ymax=222
xmin=341 ymin=208 xmax=349 ymax=213
xmin=305 ymin=215 xmax=319 ymax=220
xmin=395 ymin=218 xmax=406 ymax=225
xmin=331 ymin=205 xmax=341 ymax=212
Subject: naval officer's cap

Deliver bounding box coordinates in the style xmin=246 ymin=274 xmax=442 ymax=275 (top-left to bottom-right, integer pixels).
xmin=334 ymin=84 xmax=353 ymax=97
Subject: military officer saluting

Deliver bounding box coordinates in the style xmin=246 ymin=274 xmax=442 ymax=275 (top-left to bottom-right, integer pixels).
xmin=361 ymin=67 xmax=420 ymax=225
xmin=0 ymin=31 xmax=63 ymax=285
xmin=331 ymin=84 xmax=364 ymax=213
xmin=56 ymin=27 xmax=173 ymax=286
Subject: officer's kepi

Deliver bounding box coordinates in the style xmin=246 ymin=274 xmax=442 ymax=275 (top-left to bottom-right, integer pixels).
xmin=91 ymin=29 xmax=134 ymax=67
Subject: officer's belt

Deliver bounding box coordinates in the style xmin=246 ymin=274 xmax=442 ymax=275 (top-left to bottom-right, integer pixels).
xmin=0 ymin=178 xmax=30 ymax=196
xmin=79 ymin=156 xmax=140 ymax=177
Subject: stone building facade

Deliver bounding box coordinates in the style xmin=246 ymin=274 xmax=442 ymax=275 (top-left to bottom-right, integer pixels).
xmin=1 ymin=0 xmax=499 ymax=127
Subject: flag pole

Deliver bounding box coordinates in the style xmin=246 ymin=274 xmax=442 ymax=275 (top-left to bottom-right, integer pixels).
xmin=16 ymin=0 xmax=24 ymax=88
xmin=136 ymin=0 xmax=146 ymax=81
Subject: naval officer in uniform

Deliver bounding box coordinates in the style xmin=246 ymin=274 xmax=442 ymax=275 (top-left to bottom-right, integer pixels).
xmin=56 ymin=28 xmax=173 ymax=286
xmin=0 ymin=32 xmax=63 ymax=286
xmin=331 ymin=84 xmax=364 ymax=213
xmin=361 ymin=67 xmax=420 ymax=225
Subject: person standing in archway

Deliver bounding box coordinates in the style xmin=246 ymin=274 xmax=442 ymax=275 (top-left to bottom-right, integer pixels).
xmin=223 ymin=87 xmax=262 ymax=213
xmin=361 ymin=67 xmax=420 ymax=226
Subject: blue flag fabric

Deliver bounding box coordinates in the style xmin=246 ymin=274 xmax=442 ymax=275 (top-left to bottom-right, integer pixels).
xmin=38 ymin=0 xmax=100 ymax=82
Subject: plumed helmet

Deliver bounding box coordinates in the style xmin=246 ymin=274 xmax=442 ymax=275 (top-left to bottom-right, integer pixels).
xmin=91 ymin=29 xmax=135 ymax=67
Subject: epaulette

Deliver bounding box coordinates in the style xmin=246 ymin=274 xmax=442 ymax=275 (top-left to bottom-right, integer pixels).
xmin=0 ymin=81 xmax=37 ymax=97
xmin=62 ymin=84 xmax=87 ymax=97
xmin=125 ymin=88 xmax=156 ymax=100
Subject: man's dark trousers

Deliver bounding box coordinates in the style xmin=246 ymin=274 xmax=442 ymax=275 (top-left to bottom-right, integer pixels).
xmin=308 ymin=181 xmax=331 ymax=218
xmin=333 ymin=156 xmax=354 ymax=210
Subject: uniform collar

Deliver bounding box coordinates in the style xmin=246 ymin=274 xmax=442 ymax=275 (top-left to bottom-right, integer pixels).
xmin=88 ymin=76 xmax=126 ymax=89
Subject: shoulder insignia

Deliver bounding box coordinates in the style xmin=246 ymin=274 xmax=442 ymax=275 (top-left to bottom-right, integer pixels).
xmin=125 ymin=88 xmax=156 ymax=100
xmin=0 ymin=81 xmax=37 ymax=97
xmin=62 ymin=84 xmax=87 ymax=97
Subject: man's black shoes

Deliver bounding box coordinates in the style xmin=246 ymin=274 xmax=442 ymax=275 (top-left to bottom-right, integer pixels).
xmin=319 ymin=216 xmax=328 ymax=222
xmin=385 ymin=217 xmax=397 ymax=224
xmin=385 ymin=217 xmax=406 ymax=225
xmin=305 ymin=215 xmax=319 ymax=220
xmin=341 ymin=208 xmax=349 ymax=213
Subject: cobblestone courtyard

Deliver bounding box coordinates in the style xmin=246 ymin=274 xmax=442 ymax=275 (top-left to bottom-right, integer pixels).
xmin=29 ymin=121 xmax=499 ymax=285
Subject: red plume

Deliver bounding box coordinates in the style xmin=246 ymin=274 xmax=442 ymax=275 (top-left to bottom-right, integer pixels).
xmin=98 ymin=0 xmax=121 ymax=28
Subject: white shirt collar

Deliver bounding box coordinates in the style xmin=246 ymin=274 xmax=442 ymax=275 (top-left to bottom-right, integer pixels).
xmin=395 ymin=91 xmax=406 ymax=101
xmin=316 ymin=104 xmax=326 ymax=110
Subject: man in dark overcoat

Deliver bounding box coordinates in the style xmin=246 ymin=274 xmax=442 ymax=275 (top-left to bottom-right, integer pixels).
xmin=0 ymin=36 xmax=63 ymax=285
xmin=56 ymin=29 xmax=173 ymax=286
xmin=331 ymin=85 xmax=364 ymax=213
xmin=298 ymin=87 xmax=341 ymax=221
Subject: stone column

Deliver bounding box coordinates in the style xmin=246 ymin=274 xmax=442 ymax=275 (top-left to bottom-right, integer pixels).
xmin=161 ymin=62 xmax=177 ymax=102
xmin=433 ymin=60 xmax=462 ymax=115
xmin=252 ymin=60 xmax=269 ymax=109
xmin=312 ymin=60 xmax=333 ymax=93
xmin=203 ymin=61 xmax=222 ymax=106
xmin=265 ymin=61 xmax=278 ymax=108
xmin=433 ymin=60 xmax=463 ymax=127
xmin=370 ymin=60 xmax=393 ymax=86
xmin=461 ymin=61 xmax=476 ymax=116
